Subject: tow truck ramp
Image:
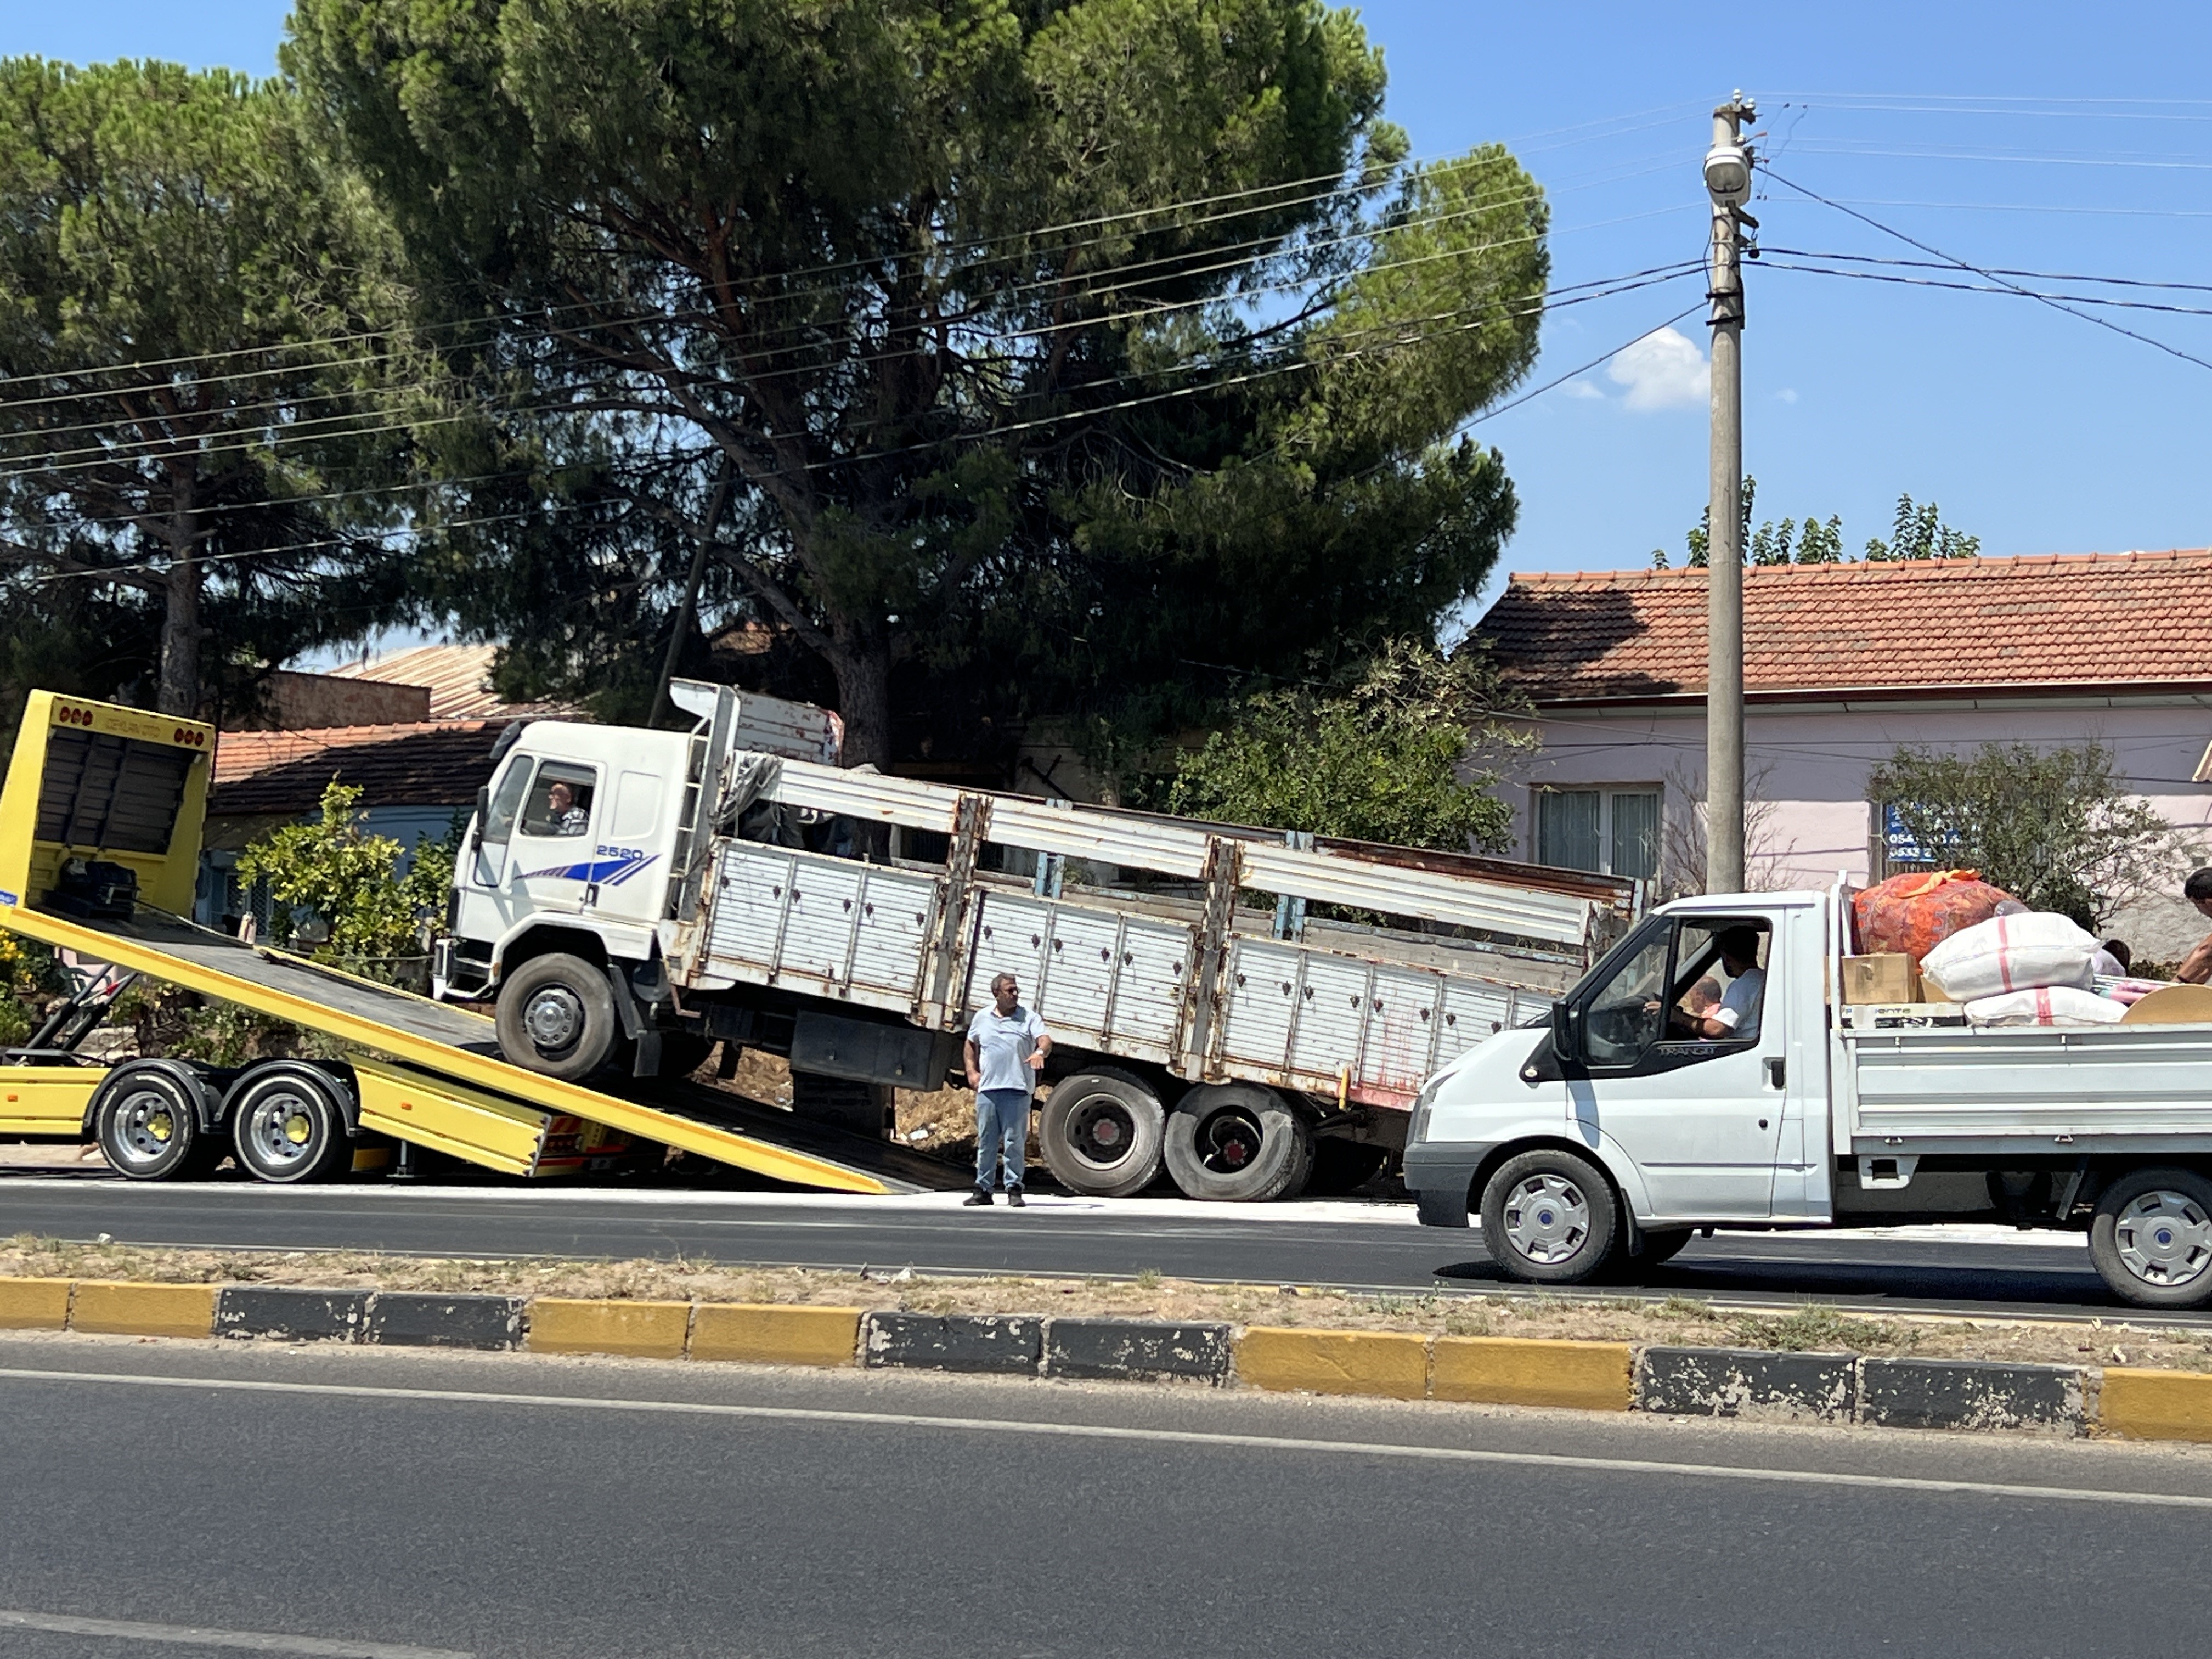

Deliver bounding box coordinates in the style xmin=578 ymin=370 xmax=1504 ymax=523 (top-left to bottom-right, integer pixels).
xmin=0 ymin=691 xmax=952 ymax=1193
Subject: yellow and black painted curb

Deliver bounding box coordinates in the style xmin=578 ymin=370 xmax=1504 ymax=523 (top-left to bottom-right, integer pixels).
xmin=4 ymin=1273 xmax=2202 ymax=1440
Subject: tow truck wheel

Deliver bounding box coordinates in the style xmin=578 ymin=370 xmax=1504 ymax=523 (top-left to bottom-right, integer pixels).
xmin=1040 ymin=1069 xmax=1166 ymax=1197
xmin=496 ymin=953 xmax=620 ymax=1080
xmin=1479 ymin=1148 xmax=1618 ymax=1285
xmin=1163 ymin=1082 xmax=1313 ymax=1202
xmin=94 ymin=1064 xmax=216 ymax=1182
xmin=2090 ymin=1167 xmax=2212 ymax=1309
xmin=229 ymin=1066 xmax=353 ymax=1184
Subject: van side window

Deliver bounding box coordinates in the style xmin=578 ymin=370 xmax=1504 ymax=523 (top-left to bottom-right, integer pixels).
xmin=1663 ymin=919 xmax=1770 ymax=1045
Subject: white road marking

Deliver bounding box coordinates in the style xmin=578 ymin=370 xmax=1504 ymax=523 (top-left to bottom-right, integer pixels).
xmin=0 ymin=1606 xmax=469 ymax=1657
xmin=0 ymin=1176 xmax=2100 ymax=1246
xmin=2 ymin=1364 xmax=2202 ymax=1512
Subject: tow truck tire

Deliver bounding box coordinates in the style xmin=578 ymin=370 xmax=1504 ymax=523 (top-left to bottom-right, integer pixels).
xmin=1479 ymin=1148 xmax=1618 ymax=1285
xmin=228 ymin=1065 xmax=353 ymax=1184
xmin=1163 ymin=1082 xmax=1313 ymax=1203
xmin=1040 ymin=1069 xmax=1166 ymax=1197
xmin=496 ymin=952 xmax=620 ymax=1080
xmin=94 ymin=1064 xmax=217 ymax=1182
xmin=2089 ymin=1167 xmax=2212 ymax=1308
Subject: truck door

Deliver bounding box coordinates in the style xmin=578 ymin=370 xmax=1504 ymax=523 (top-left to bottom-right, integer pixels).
xmin=456 ymin=752 xmax=537 ymax=943
xmin=504 ymin=760 xmax=603 ymax=919
xmin=1567 ymin=911 xmax=1787 ymax=1220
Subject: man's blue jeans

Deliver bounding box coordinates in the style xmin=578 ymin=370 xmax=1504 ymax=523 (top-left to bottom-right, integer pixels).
xmin=975 ymin=1088 xmax=1032 ymax=1191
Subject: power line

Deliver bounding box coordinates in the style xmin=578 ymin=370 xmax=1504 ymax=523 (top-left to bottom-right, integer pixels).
xmin=4 ymin=244 xmax=1698 ymax=487
xmin=1762 ymin=168 xmax=2212 ymax=376
xmin=1763 ymin=259 xmax=2212 ymax=320
xmin=7 ymin=266 xmax=1706 ymax=588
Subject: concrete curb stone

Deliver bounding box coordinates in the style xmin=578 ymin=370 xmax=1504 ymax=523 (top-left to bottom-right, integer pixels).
xmin=862 ymin=1311 xmax=1042 ymax=1374
xmin=365 ymin=1291 xmax=526 ymax=1350
xmin=1045 ymin=1318 xmax=1231 ymax=1384
xmin=216 ymin=1286 xmax=371 ymax=1343
xmin=1860 ymin=1357 xmax=2086 ymax=1434
xmin=1638 ymin=1346 xmax=1858 ymax=1422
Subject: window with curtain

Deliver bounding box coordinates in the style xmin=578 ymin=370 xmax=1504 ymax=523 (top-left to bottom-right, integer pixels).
xmin=1536 ymin=788 xmax=1660 ymax=880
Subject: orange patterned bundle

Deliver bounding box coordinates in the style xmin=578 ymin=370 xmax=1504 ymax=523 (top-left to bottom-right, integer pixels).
xmin=1852 ymin=869 xmax=2019 ymax=963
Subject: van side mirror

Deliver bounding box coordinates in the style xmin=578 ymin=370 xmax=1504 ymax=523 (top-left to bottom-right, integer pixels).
xmin=1550 ymin=1000 xmax=1579 ymax=1063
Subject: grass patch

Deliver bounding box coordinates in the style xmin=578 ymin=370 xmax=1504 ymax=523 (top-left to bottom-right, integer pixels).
xmin=1729 ymin=1305 xmax=1908 ymax=1353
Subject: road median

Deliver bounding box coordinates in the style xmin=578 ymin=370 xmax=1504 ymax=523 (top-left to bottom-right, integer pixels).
xmin=9 ymin=1233 xmax=2212 ymax=1440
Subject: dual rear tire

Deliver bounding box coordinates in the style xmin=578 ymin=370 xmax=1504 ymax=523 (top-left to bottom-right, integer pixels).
xmin=1037 ymin=1073 xmax=1319 ymax=1202
xmin=93 ymin=1059 xmax=354 ymax=1186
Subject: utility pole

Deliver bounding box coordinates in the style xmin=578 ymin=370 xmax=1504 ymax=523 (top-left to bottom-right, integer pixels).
xmin=1702 ymin=93 xmax=1756 ymax=894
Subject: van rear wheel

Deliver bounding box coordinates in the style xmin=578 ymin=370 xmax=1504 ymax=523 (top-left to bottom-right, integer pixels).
xmin=496 ymin=953 xmax=619 ymax=1081
xmin=1480 ymin=1148 xmax=1618 ymax=1285
xmin=2090 ymin=1168 xmax=2212 ymax=1308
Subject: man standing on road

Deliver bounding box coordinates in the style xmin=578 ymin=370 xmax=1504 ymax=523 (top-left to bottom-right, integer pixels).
xmin=964 ymin=973 xmax=1051 ymax=1207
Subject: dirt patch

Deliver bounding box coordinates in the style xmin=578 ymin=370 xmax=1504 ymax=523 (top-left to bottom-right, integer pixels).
xmin=7 ymin=1232 xmax=2210 ymax=1372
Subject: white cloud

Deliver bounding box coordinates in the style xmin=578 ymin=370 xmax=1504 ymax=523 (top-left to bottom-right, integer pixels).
xmin=1561 ymin=379 xmax=1605 ymax=400
xmin=1775 ymin=387 xmax=1799 ymax=404
xmin=1606 ymin=326 xmax=1709 ymax=411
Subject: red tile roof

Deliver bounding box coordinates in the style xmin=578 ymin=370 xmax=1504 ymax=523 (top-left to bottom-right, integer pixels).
xmin=210 ymin=720 xmax=505 ymax=816
xmin=1476 ymin=549 xmax=2212 ymax=704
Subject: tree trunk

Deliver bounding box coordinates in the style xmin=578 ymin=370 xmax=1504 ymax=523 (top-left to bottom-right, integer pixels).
xmin=156 ymin=555 xmax=202 ymax=718
xmin=828 ymin=630 xmax=893 ymax=771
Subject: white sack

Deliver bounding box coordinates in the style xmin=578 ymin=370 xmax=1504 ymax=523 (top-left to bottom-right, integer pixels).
xmin=1920 ymin=911 xmax=2098 ymax=1001
xmin=1966 ymin=985 xmax=2126 ymax=1026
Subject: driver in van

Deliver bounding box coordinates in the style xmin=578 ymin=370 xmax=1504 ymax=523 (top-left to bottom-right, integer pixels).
xmin=1668 ymin=927 xmax=1765 ymax=1041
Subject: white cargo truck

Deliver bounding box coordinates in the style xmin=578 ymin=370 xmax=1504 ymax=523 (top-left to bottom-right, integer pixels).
xmin=1402 ymin=881 xmax=2212 ymax=1308
xmin=437 ymin=681 xmax=1642 ymax=1201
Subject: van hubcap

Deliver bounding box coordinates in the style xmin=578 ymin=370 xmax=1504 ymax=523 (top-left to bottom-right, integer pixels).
xmin=2115 ymin=1190 xmax=2212 ymax=1287
xmin=1505 ymin=1172 xmax=1591 ymax=1264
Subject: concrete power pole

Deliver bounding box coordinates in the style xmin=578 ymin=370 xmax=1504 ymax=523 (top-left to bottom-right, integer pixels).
xmin=1702 ymin=94 xmax=1756 ymax=894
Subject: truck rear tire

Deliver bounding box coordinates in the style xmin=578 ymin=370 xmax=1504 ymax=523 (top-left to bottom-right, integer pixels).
xmin=1479 ymin=1148 xmax=1618 ymax=1285
xmin=1163 ymin=1083 xmax=1312 ymax=1203
xmin=1040 ymin=1069 xmax=1165 ymax=1197
xmin=496 ymin=953 xmax=620 ymax=1081
xmin=2090 ymin=1167 xmax=2212 ymax=1308
xmin=93 ymin=1063 xmax=220 ymax=1182
xmin=228 ymin=1064 xmax=354 ymax=1184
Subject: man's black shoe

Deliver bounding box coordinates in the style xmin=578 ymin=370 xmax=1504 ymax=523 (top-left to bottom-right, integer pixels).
xmin=962 ymin=1188 xmax=994 ymax=1206
xmin=1006 ymin=1187 xmax=1026 ymax=1208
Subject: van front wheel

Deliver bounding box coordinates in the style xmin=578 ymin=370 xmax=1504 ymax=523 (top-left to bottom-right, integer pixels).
xmin=1480 ymin=1149 xmax=1618 ymax=1285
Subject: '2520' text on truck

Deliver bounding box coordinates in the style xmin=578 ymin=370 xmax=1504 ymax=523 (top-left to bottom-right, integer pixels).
xmin=1404 ymin=882 xmax=2212 ymax=1308
xmin=436 ymin=681 xmax=1641 ymax=1201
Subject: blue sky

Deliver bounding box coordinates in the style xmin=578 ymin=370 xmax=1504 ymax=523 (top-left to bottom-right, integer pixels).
xmin=10 ymin=0 xmax=2211 ymax=619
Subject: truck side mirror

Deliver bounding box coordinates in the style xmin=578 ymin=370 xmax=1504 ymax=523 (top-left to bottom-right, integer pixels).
xmin=469 ymin=785 xmax=488 ymax=855
xmin=1550 ymin=1000 xmax=1579 ymax=1064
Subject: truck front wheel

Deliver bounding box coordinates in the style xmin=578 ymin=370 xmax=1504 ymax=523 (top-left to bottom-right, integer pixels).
xmin=1480 ymin=1149 xmax=1618 ymax=1285
xmin=2090 ymin=1168 xmax=2212 ymax=1308
xmin=496 ymin=953 xmax=620 ymax=1081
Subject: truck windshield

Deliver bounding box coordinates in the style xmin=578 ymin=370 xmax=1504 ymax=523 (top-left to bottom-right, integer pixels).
xmin=473 ymin=757 xmax=535 ymax=885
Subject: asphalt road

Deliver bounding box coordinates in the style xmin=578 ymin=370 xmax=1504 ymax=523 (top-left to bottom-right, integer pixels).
xmin=3 ymin=1333 xmax=2210 ymax=1658
xmin=0 ymin=1171 xmax=2164 ymax=1323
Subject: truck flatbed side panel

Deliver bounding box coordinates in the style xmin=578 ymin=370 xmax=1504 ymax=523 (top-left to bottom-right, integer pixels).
xmin=1848 ymin=1022 xmax=2212 ymax=1141
xmin=0 ymin=902 xmax=925 ymax=1193
xmin=962 ymin=891 xmax=1193 ymax=1066
xmin=704 ymin=842 xmax=935 ymax=1011
xmin=0 ymin=1064 xmax=104 ymax=1136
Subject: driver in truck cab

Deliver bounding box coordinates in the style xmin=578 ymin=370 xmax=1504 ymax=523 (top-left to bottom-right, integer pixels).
xmin=1665 ymin=926 xmax=1765 ymax=1041
xmin=541 ymin=780 xmax=589 ymax=837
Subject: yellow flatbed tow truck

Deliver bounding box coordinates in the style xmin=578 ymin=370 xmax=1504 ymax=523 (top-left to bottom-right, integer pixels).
xmin=0 ymin=691 xmax=952 ymax=1192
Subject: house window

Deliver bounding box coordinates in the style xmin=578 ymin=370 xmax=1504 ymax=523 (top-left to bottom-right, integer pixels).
xmin=1536 ymin=788 xmax=1660 ymax=880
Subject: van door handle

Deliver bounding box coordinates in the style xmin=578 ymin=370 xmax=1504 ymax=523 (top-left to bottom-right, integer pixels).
xmin=1765 ymin=1057 xmax=1786 ymax=1089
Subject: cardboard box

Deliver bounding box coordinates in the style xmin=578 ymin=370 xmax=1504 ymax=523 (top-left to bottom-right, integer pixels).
xmin=1841 ymin=953 xmax=1918 ymax=1005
